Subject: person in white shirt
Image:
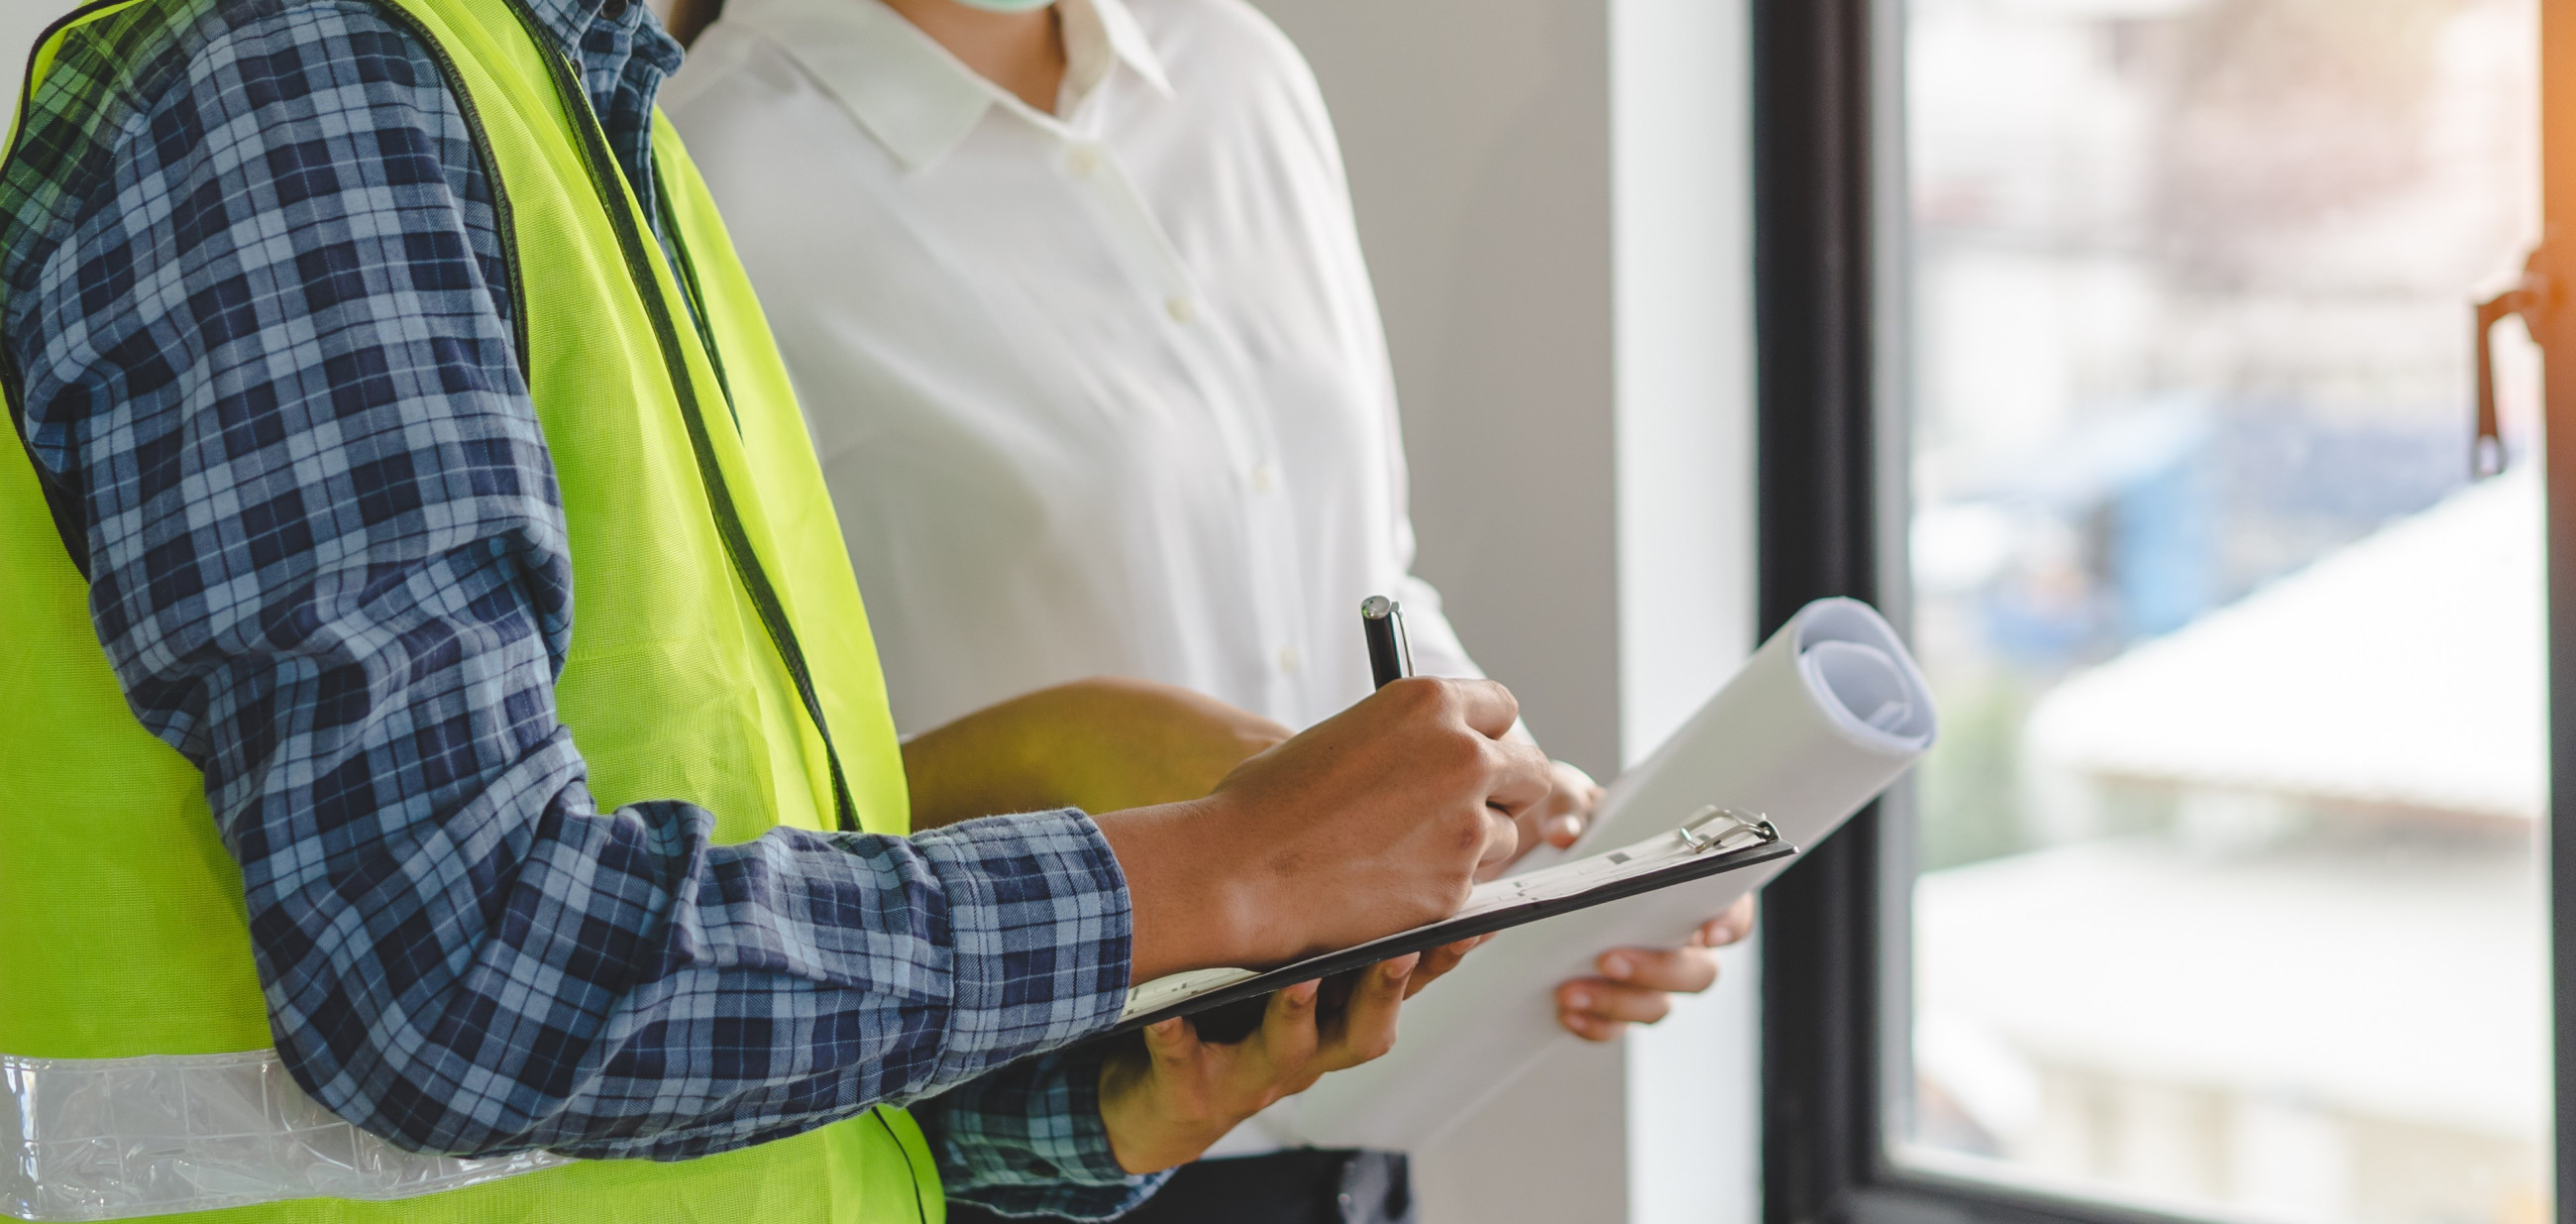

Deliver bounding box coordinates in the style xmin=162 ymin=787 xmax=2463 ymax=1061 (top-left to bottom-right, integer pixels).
xmin=661 ymin=0 xmax=1755 ymax=1218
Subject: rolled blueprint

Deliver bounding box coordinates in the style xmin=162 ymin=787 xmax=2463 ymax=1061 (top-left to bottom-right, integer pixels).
xmin=1257 ymin=597 xmax=1935 ymax=1152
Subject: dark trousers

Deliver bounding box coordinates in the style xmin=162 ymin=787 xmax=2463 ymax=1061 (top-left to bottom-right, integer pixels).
xmin=945 ymin=1150 xmax=1416 ymax=1224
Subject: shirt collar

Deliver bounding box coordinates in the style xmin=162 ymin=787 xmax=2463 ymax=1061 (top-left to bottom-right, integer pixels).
xmin=725 ymin=0 xmax=1173 ymax=171
xmin=514 ymin=0 xmax=687 ymax=224
xmin=517 ymin=0 xmax=614 ymax=58
xmin=1074 ymin=0 xmax=1175 ymax=102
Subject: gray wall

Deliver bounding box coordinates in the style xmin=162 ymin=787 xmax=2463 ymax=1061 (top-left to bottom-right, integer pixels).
xmin=1241 ymin=2 xmax=1630 ymax=1216
xmin=1247 ymin=0 xmax=1757 ymax=1220
xmin=1245 ymin=0 xmax=1625 ymax=778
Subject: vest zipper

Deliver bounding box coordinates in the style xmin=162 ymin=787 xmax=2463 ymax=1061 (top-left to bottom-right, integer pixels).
xmin=499 ymin=0 xmax=863 ymax=833
xmin=654 ymin=186 xmax=739 ymax=433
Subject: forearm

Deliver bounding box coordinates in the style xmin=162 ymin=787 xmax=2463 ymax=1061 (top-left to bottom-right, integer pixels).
xmin=900 ymin=685 xmax=1092 ymax=831
xmin=1091 ymin=799 xmax=1257 ymax=982
xmin=903 ymin=677 xmax=1290 ymax=832
xmin=912 ymin=783 xmax=1265 ymax=988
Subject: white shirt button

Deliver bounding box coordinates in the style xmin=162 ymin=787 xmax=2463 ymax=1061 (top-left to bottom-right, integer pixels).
xmin=1276 ymin=645 xmax=1301 ymax=675
xmin=1249 ymin=462 xmax=1278 ymax=494
xmin=1065 ymin=146 xmax=1102 ymax=178
xmin=1165 ymin=295 xmax=1198 ymax=325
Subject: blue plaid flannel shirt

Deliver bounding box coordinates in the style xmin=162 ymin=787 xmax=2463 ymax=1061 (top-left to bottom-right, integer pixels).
xmin=0 ymin=0 xmax=1158 ymax=1215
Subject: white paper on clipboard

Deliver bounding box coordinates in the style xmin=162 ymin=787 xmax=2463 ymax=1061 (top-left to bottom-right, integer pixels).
xmin=1230 ymin=597 xmax=1938 ymax=1153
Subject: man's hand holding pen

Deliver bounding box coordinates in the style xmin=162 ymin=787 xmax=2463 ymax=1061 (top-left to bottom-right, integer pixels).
xmin=1078 ymin=594 xmax=1758 ymax=1172
xmin=1085 ymin=669 xmax=1543 ymax=1174
xmin=1099 ymin=675 xmax=1550 ymax=979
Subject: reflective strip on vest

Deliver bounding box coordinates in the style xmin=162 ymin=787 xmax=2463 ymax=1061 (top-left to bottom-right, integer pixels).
xmin=2 ymin=1052 xmax=568 ymax=1223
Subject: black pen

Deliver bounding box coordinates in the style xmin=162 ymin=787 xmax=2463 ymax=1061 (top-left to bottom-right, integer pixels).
xmin=1360 ymin=596 xmax=1414 ymax=689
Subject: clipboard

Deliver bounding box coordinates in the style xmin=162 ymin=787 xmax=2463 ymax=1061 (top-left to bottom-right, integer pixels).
xmin=1114 ymin=808 xmax=1796 ymax=1036
xmin=1254 ymin=598 xmax=1935 ymax=1150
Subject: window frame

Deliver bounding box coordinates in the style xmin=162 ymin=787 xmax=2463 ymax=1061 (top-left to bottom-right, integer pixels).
xmin=1750 ymin=2 xmax=2576 ymax=1222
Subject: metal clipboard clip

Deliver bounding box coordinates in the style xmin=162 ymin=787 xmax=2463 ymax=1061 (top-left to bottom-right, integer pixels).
xmin=1674 ymin=807 xmax=1779 ymax=854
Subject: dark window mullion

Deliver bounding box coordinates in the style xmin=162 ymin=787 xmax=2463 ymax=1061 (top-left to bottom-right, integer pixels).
xmin=1753 ymin=0 xmax=1884 ymax=1219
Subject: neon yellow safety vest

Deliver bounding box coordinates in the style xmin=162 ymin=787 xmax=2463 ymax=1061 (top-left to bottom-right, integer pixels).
xmin=0 ymin=0 xmax=941 ymax=1220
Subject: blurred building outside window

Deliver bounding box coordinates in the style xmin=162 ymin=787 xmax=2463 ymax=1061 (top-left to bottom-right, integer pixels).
xmin=1897 ymin=1 xmax=2549 ymax=1222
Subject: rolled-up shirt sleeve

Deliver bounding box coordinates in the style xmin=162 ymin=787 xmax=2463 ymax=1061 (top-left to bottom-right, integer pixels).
xmin=1 ymin=0 xmax=1129 ymax=1164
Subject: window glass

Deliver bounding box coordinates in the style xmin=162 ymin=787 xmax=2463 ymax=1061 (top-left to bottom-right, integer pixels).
xmin=1896 ymin=2 xmax=2549 ymax=1221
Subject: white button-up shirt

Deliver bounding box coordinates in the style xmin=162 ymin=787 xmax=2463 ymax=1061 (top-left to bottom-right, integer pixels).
xmin=665 ymin=0 xmax=1484 ymax=737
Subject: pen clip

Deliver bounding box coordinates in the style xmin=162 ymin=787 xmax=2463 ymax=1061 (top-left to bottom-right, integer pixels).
xmin=1360 ymin=595 xmax=1415 ymax=689
xmin=1674 ymin=807 xmax=1777 ymax=853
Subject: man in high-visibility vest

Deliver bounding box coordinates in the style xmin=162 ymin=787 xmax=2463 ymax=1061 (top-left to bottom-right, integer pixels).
xmin=0 ymin=1 xmax=1548 ymax=1221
